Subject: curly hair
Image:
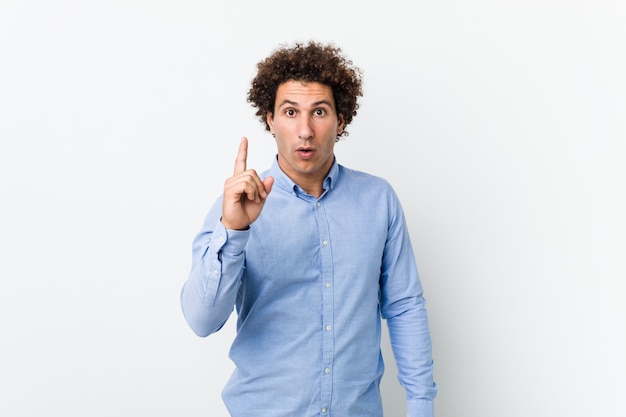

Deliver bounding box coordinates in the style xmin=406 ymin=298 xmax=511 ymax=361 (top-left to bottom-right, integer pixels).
xmin=247 ymin=41 xmax=363 ymax=139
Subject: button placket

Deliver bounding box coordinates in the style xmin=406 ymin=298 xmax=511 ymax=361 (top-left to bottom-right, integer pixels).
xmin=316 ymin=199 xmax=334 ymax=414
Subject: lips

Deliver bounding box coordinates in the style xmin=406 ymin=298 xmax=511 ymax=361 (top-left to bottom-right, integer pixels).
xmin=296 ymin=147 xmax=315 ymax=158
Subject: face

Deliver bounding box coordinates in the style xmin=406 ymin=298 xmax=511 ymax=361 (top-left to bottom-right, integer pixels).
xmin=267 ymin=80 xmax=344 ymax=193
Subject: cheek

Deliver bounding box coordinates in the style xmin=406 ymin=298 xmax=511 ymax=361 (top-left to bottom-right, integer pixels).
xmin=275 ymin=138 xmax=291 ymax=153
xmin=322 ymin=139 xmax=336 ymax=154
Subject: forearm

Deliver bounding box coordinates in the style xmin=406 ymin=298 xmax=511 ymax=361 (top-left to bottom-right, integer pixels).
xmin=387 ymin=297 xmax=438 ymax=417
xmin=180 ymin=215 xmax=249 ymax=337
xmin=180 ymin=252 xmax=243 ymax=336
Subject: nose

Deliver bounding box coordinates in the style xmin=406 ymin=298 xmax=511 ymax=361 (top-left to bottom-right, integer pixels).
xmin=297 ymin=116 xmax=314 ymax=140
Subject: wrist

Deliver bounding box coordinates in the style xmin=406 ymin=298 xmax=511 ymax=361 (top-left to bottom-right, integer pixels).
xmin=220 ymin=217 xmax=250 ymax=231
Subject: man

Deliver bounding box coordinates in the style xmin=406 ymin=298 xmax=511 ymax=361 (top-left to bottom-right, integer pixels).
xmin=181 ymin=41 xmax=438 ymax=417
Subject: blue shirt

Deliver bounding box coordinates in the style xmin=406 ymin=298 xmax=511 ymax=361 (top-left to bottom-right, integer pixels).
xmin=181 ymin=158 xmax=437 ymax=417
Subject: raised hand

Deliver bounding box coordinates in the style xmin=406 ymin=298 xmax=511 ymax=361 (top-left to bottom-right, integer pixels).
xmin=221 ymin=137 xmax=274 ymax=230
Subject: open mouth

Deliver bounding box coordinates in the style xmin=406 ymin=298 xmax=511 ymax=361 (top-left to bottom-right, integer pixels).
xmin=297 ymin=148 xmax=315 ymax=157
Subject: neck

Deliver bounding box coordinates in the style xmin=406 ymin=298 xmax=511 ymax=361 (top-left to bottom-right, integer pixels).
xmin=298 ymin=181 xmax=325 ymax=198
xmin=277 ymin=159 xmax=332 ymax=199
xmin=286 ymin=171 xmax=326 ymax=198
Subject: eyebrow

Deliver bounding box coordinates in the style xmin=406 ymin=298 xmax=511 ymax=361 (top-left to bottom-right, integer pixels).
xmin=276 ymin=99 xmax=334 ymax=109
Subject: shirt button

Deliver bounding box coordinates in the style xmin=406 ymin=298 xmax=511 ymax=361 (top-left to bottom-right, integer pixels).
xmin=322 ymin=240 xmax=328 ymax=246
xmin=324 ymin=367 xmax=330 ymax=374
xmin=321 ymin=408 xmax=327 ymax=413
xmin=212 ymin=269 xmax=219 ymax=277
xmin=317 ymin=202 xmax=321 ymax=207
xmin=325 ymin=325 xmax=332 ymax=331
xmin=325 ymin=282 xmax=331 ymax=288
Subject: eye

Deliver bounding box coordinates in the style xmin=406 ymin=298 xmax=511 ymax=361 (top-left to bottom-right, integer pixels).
xmin=314 ymin=108 xmax=326 ymax=116
xmin=285 ymin=109 xmax=296 ymax=116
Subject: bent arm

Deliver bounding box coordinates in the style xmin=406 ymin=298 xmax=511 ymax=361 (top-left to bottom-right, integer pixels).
xmin=180 ymin=199 xmax=249 ymax=336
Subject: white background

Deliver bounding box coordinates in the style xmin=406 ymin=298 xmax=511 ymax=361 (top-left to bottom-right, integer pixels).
xmin=1 ymin=1 xmax=624 ymax=416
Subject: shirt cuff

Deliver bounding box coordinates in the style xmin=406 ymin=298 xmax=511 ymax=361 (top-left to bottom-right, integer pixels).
xmin=406 ymin=398 xmax=435 ymax=417
xmin=214 ymin=220 xmax=250 ymax=255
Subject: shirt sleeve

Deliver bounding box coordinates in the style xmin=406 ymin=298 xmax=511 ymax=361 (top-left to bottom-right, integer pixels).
xmin=379 ymin=190 xmax=438 ymax=417
xmin=180 ymin=197 xmax=249 ymax=337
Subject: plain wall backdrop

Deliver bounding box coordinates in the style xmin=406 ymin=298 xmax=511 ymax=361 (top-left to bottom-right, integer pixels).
xmin=1 ymin=1 xmax=624 ymax=416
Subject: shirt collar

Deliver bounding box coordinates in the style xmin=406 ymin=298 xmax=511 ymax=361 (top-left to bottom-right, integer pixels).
xmin=268 ymin=155 xmax=339 ymax=197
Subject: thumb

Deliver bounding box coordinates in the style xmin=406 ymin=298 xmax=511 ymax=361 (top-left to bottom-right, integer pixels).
xmin=262 ymin=176 xmax=274 ymax=196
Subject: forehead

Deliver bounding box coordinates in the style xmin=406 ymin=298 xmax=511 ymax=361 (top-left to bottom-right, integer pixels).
xmin=275 ymin=80 xmax=335 ymax=107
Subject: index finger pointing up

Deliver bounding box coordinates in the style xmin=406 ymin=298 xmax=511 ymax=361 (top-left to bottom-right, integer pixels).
xmin=234 ymin=137 xmax=248 ymax=175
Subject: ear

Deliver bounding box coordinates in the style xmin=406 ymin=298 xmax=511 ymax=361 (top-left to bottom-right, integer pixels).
xmin=266 ymin=112 xmax=275 ymax=134
xmin=337 ymin=114 xmax=345 ymax=135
